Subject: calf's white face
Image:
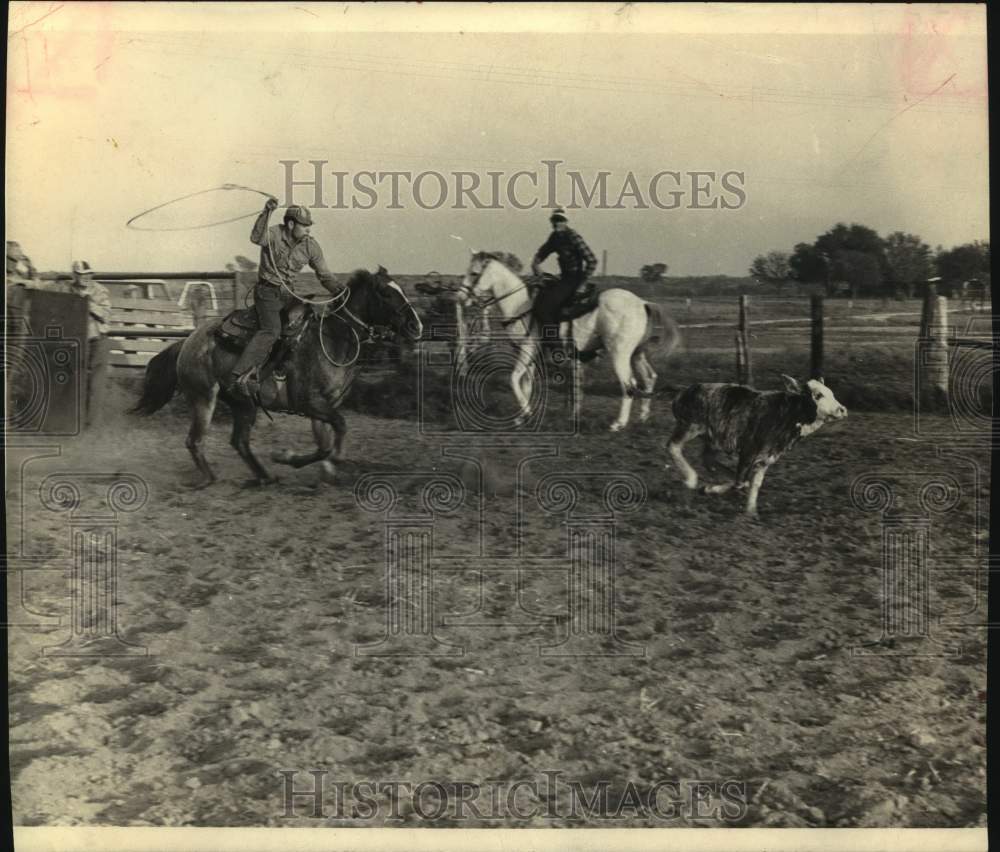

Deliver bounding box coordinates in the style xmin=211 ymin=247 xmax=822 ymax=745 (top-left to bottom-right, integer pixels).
xmin=798 ymin=379 xmax=847 ymax=437
xmin=808 ymin=379 xmax=848 ymax=421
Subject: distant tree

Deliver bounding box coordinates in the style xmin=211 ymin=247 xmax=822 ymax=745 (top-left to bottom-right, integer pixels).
xmin=829 ymin=249 xmax=882 ymax=299
xmin=815 ymin=223 xmax=886 ymax=266
xmin=884 ymin=232 xmax=933 ymax=298
xmin=789 ymin=243 xmax=827 ymax=285
xmin=815 ymin=222 xmax=888 ymax=294
xmin=749 ymin=251 xmax=792 ymax=293
xmin=936 ymin=241 xmax=990 ymax=295
xmin=788 ymin=223 xmax=887 ymax=296
xmin=640 ymin=262 xmax=668 ymax=283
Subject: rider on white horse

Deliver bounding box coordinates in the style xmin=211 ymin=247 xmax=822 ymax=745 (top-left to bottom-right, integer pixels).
xmin=530 ymin=208 xmax=598 ymax=355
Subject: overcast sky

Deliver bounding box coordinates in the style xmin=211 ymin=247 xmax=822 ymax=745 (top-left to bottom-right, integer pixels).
xmin=6 ymin=2 xmax=989 ymax=276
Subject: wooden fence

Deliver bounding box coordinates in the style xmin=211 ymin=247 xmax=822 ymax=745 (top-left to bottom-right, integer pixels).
xmin=34 ymin=271 xmax=245 ymax=373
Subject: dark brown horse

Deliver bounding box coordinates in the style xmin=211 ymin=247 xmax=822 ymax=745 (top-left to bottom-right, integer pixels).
xmin=131 ymin=267 xmax=422 ymax=487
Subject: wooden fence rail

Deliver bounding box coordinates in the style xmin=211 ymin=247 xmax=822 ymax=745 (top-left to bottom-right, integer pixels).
xmin=93 ymin=272 xmax=241 ymax=372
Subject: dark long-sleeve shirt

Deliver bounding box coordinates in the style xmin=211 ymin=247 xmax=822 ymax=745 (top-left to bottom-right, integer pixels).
xmin=250 ymin=212 xmax=340 ymax=294
xmin=533 ymin=228 xmax=598 ymax=279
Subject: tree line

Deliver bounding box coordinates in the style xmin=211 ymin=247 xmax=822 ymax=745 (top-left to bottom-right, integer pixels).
xmin=749 ymin=224 xmax=990 ymax=298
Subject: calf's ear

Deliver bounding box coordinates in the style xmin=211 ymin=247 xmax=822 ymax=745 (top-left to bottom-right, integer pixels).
xmin=780 ymin=374 xmax=801 ymax=393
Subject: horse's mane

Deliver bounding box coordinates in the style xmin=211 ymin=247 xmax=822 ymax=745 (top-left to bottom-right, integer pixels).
xmin=471 ymin=251 xmax=522 ymax=274
xmin=344 ymin=268 xmax=377 ymax=287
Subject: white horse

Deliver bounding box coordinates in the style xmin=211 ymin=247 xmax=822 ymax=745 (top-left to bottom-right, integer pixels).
xmin=457 ymin=252 xmax=681 ymax=431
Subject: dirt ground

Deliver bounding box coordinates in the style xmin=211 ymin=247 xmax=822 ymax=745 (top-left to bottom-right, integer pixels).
xmin=6 ymin=344 xmax=990 ymax=828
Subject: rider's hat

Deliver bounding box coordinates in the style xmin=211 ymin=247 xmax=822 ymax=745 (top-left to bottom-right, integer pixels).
xmin=549 ymin=208 xmax=568 ymax=224
xmin=284 ymin=205 xmax=313 ymax=226
xmin=71 ymin=260 xmax=93 ymax=276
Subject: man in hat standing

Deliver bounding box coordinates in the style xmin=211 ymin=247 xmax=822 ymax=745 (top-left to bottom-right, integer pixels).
xmin=6 ymin=241 xmax=37 ymax=284
xmin=530 ymin=208 xmax=598 ymax=352
xmin=227 ymin=199 xmax=344 ymax=398
xmin=69 ymin=260 xmax=113 ymax=428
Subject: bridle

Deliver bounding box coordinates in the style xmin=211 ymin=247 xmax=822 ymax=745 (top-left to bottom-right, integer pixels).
xmin=316 ymin=276 xmax=418 ymax=368
xmin=458 ymin=258 xmax=533 ymax=316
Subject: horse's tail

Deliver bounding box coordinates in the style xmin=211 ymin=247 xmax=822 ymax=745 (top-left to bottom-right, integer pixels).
xmin=643 ymin=301 xmax=681 ymax=358
xmin=130 ymin=340 xmax=182 ymax=415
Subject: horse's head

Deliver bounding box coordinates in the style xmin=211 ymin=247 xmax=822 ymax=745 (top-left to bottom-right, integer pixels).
xmin=358 ymin=265 xmax=423 ymax=342
xmin=457 ymin=251 xmax=500 ymax=306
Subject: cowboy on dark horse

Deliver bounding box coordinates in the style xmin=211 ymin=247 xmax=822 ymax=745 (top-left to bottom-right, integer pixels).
xmin=226 ymin=199 xmax=346 ymax=398
xmin=530 ymin=208 xmax=598 ymax=353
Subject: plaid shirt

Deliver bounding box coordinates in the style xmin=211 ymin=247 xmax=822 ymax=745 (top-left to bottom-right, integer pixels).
xmin=250 ymin=213 xmax=340 ymax=293
xmin=533 ymin=227 xmax=598 ymax=279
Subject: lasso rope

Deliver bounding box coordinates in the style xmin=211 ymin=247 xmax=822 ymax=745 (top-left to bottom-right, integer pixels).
xmin=125 ymin=183 xmax=275 ymax=231
xmin=263 ymin=222 xmax=350 ymax=309
xmin=318 ymin=310 xmax=362 ymax=368
xmin=127 ymin=181 xmax=364 ymax=366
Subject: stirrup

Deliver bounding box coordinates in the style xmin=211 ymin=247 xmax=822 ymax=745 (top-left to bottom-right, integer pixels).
xmin=228 ymin=368 xmax=261 ymax=399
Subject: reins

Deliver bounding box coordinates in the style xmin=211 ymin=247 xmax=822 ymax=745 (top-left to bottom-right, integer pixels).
xmin=461 ymin=260 xmax=537 ymax=327
xmin=314 ymin=279 xmax=412 ymax=369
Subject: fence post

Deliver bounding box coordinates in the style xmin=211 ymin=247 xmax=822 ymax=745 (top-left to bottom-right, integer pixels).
xmin=735 ymin=332 xmax=744 ymax=384
xmin=454 ymin=296 xmax=467 ymax=363
xmin=810 ymin=293 xmax=824 ymax=380
xmin=190 ymin=285 xmax=208 ymax=327
xmin=919 ymin=283 xmax=937 ymax=338
xmin=736 ymin=295 xmax=752 ymax=385
xmin=928 ymin=296 xmax=950 ymax=407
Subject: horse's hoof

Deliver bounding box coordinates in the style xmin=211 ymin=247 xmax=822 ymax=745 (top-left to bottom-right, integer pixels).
xmin=271 ymin=449 xmax=295 ymax=465
xmin=318 ymin=460 xmax=337 ymax=484
xmin=189 ymin=477 xmax=215 ymax=491
xmin=609 ymin=422 xmax=625 ymax=432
